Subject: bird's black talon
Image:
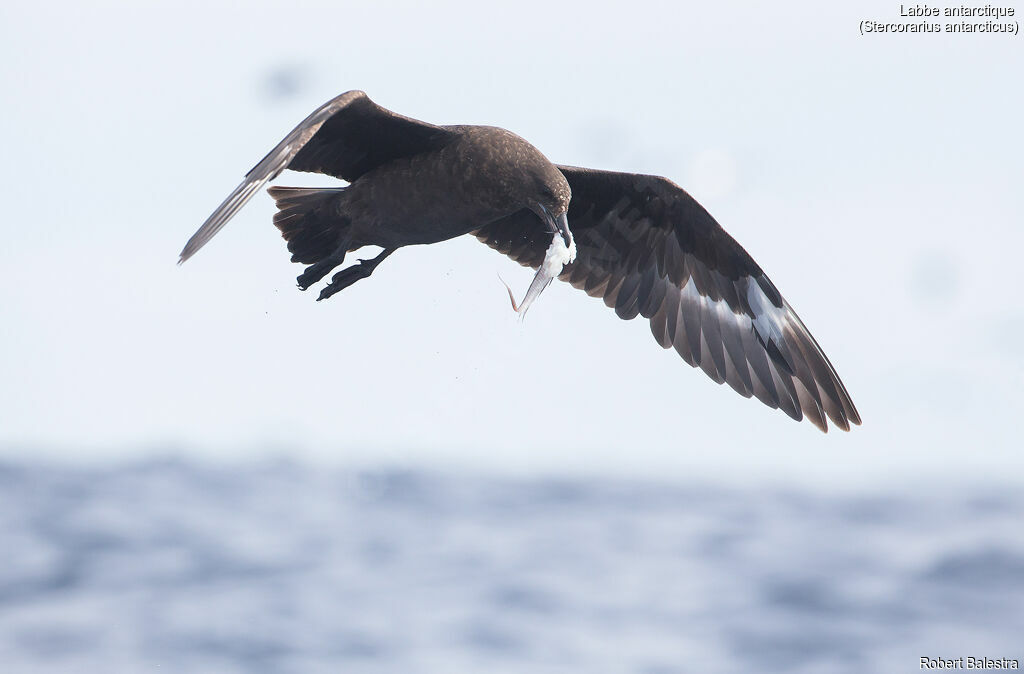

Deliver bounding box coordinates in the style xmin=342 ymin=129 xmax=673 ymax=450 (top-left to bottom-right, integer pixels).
xmin=296 ymin=250 xmax=348 ymax=290
xmin=311 ymin=248 xmax=396 ymax=302
xmin=316 ymin=267 xmax=364 ymax=301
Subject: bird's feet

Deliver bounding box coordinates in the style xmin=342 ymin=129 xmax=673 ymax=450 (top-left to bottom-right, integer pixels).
xmin=297 ymin=252 xmax=346 ymax=291
xmin=316 ymin=261 xmax=374 ymax=301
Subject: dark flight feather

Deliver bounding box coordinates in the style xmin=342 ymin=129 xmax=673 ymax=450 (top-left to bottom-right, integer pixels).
xmin=474 ymin=166 xmax=861 ymax=432
xmin=179 ymin=91 xmax=454 ymax=262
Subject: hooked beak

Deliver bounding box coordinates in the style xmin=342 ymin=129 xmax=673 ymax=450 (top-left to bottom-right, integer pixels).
xmin=548 ymin=211 xmax=574 ymax=249
xmin=535 ymin=204 xmax=573 ymax=249
xmin=554 ymin=211 xmax=573 ymax=248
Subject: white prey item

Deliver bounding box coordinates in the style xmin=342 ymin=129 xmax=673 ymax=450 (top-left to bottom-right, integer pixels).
xmin=503 ymin=232 xmax=577 ymax=317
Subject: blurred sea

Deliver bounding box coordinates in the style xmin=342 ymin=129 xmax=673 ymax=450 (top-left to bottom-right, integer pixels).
xmin=0 ymin=459 xmax=1021 ymax=674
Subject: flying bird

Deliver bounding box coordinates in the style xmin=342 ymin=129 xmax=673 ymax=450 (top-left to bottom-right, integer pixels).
xmin=180 ymin=91 xmax=860 ymax=432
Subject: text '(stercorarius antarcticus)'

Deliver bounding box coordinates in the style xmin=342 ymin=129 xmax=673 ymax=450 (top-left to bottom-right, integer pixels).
xmin=179 ymin=91 xmax=861 ymax=432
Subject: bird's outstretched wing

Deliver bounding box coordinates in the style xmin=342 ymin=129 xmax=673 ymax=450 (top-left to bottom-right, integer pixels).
xmin=474 ymin=166 xmax=861 ymax=432
xmin=179 ymin=90 xmax=454 ymax=262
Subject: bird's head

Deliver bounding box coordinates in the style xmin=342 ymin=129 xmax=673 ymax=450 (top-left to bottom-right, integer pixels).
xmin=525 ymin=164 xmax=573 ymax=249
xmin=465 ymin=126 xmax=572 ymax=247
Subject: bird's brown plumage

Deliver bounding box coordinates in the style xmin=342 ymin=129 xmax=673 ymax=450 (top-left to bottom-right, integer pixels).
xmin=180 ymin=91 xmax=861 ymax=432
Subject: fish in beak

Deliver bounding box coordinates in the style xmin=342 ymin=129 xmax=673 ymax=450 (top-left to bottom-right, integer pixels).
xmin=504 ymin=209 xmax=576 ymax=317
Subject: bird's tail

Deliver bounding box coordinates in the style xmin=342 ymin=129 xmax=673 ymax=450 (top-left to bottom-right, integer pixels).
xmin=268 ymin=186 xmax=349 ymax=264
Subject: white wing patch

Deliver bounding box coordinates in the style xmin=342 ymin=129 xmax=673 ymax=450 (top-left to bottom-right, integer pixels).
xmin=743 ymin=277 xmax=787 ymax=350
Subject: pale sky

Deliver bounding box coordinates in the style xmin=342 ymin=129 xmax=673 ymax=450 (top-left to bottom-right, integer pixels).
xmin=1 ymin=1 xmax=1021 ymax=488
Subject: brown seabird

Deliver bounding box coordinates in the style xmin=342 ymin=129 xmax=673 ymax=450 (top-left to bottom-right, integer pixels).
xmin=180 ymin=91 xmax=861 ymax=432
